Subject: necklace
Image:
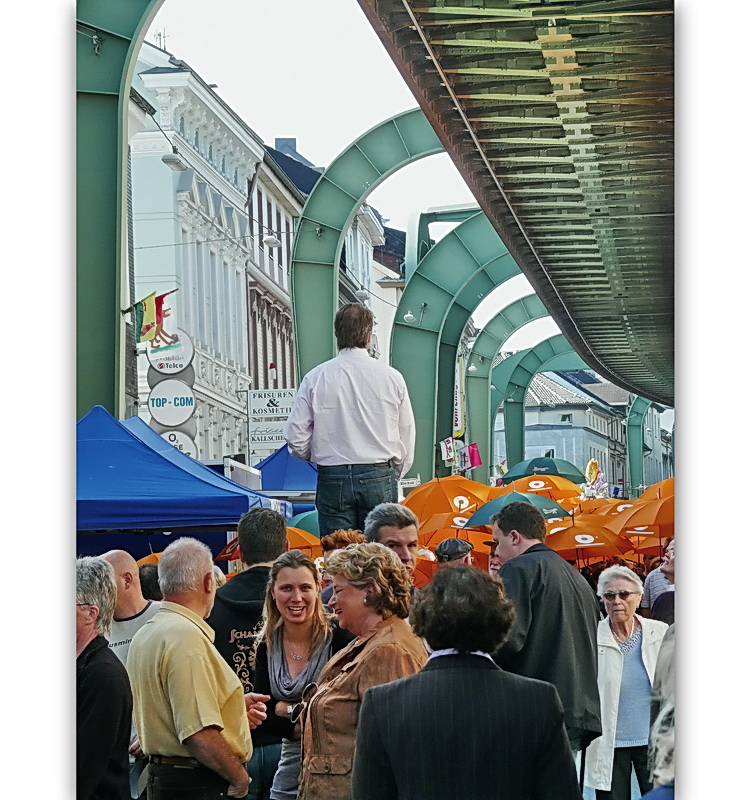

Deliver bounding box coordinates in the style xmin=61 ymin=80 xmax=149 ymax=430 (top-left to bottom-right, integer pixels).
xmin=609 ymin=618 xmax=641 ymax=654
xmin=284 ymin=634 xmax=309 ymax=662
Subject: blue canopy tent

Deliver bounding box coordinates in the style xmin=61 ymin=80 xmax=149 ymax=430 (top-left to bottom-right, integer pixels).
xmin=77 ymin=406 xmax=287 ymax=532
xmin=255 ymin=445 xmax=317 ymax=491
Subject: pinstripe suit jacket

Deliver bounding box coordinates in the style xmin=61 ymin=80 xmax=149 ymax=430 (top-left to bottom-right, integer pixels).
xmin=351 ymin=653 xmax=582 ymax=800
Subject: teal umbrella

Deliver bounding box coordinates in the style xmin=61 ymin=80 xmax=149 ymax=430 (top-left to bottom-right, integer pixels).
xmin=288 ymin=510 xmax=319 ymax=537
xmin=501 ymin=457 xmax=586 ymax=485
xmin=466 ymin=492 xmax=571 ymax=527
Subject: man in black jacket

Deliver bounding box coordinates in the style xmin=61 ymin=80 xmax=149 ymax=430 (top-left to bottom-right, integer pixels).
xmin=207 ymin=508 xmax=288 ymax=691
xmin=490 ymin=501 xmax=602 ymax=755
xmin=206 ymin=507 xmax=288 ymax=799
xmin=351 ymin=566 xmax=581 ymax=800
xmin=77 ymin=557 xmax=133 ymax=800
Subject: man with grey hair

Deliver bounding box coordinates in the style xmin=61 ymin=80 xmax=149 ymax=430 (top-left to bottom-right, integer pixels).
xmin=284 ymin=303 xmax=416 ymax=538
xmin=364 ymin=502 xmax=419 ymax=576
xmin=77 ymin=556 xmax=133 ymax=800
xmin=100 ymin=550 xmax=161 ymax=799
xmin=127 ymin=537 xmax=270 ymax=800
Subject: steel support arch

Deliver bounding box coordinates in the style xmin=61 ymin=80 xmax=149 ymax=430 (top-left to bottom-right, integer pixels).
xmin=489 ymin=335 xmax=588 ymax=468
xmin=390 ymin=212 xmax=523 ymax=481
xmin=76 ymin=0 xmax=164 ymax=416
xmin=290 ymin=109 xmax=443 ymax=379
xmin=625 ymin=396 xmax=653 ymax=494
xmin=463 ymin=294 xmax=550 ymax=484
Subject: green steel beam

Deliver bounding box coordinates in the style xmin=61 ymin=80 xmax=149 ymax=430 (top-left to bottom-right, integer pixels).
xmin=76 ymin=0 xmax=163 ymax=417
xmin=391 ymin=211 xmax=521 ymax=481
xmin=464 ymin=293 xmax=549 ymax=484
xmin=290 ymin=109 xmax=443 ymax=379
xmin=404 ymin=205 xmax=479 ymax=283
xmin=626 ymin=396 xmax=652 ymax=493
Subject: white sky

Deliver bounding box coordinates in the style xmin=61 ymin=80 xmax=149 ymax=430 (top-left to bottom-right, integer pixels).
xmin=147 ymin=0 xmax=561 ymax=349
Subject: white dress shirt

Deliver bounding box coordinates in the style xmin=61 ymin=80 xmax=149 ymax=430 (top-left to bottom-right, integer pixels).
xmin=284 ymin=348 xmax=415 ymax=478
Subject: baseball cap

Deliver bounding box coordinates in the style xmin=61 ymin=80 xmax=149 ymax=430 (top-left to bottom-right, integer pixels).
xmin=435 ymin=538 xmax=474 ymax=563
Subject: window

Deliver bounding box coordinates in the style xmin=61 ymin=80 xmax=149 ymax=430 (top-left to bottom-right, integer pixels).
xmin=544 ymin=448 xmax=555 ymax=458
xmin=194 ymin=130 xmax=200 ymax=149
xmin=208 ymin=144 xmax=213 ymax=163
xmin=560 ymin=414 xmax=572 ymax=423
xmin=179 ymin=116 xmax=185 ymax=136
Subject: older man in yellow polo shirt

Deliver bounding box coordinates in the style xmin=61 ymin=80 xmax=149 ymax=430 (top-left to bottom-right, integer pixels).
xmin=127 ymin=537 xmax=270 ymax=800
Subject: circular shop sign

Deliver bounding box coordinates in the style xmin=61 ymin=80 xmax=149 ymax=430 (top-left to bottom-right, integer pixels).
xmin=160 ymin=430 xmax=199 ymax=459
xmin=146 ymin=328 xmax=195 ymax=375
xmin=148 ymin=380 xmax=196 ymax=427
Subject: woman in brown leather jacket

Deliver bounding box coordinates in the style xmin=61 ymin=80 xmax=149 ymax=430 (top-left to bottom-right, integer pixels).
xmin=297 ymin=542 xmax=427 ymax=800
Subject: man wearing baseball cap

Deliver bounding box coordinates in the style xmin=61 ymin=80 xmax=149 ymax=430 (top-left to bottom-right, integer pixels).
xmin=435 ymin=538 xmax=474 ymax=566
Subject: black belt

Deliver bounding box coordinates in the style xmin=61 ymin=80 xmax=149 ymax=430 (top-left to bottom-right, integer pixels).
xmin=149 ymin=755 xmax=201 ymax=768
xmin=318 ymin=460 xmax=393 ymax=469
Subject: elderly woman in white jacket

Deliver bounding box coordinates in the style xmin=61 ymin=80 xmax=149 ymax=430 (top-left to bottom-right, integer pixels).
xmin=584 ymin=565 xmax=668 ymax=800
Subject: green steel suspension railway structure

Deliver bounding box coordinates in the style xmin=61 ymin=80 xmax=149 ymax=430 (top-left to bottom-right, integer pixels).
xmin=77 ymin=1 xmax=673 ymax=487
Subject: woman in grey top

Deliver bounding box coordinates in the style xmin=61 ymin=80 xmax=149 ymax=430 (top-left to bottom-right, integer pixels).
xmin=584 ymin=565 xmax=668 ymax=799
xmin=252 ymin=550 xmax=352 ymax=800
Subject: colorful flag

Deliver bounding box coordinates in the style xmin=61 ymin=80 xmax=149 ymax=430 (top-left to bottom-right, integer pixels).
xmin=134 ymin=292 xmax=156 ymax=342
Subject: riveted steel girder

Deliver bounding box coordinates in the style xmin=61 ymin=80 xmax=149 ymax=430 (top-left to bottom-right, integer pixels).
xmin=356 ymin=0 xmax=674 ymax=406
xmin=290 ymin=109 xmax=443 ymax=377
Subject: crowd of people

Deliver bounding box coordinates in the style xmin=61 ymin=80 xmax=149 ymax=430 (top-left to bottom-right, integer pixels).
xmin=77 ymin=502 xmax=675 ymax=800
xmin=77 ymin=306 xmax=675 ymax=800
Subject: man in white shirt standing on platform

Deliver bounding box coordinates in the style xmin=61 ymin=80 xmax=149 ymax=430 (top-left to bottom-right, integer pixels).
xmin=284 ymin=303 xmax=415 ymax=539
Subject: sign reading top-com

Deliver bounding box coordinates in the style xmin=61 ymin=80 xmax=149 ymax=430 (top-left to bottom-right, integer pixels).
xmin=248 ymin=389 xmax=297 ymax=418
xmin=148 ymin=380 xmax=196 ymax=427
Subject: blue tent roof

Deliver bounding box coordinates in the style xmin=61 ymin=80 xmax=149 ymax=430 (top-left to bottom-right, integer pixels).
xmin=77 ymin=406 xmax=282 ymax=531
xmin=255 ymin=445 xmax=318 ymax=491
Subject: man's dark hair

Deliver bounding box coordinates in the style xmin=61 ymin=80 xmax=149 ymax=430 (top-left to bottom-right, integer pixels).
xmin=334 ymin=303 xmax=373 ymax=350
xmin=139 ymin=564 xmax=162 ymax=601
xmin=489 ymin=501 xmax=546 ymax=543
xmin=237 ymin=508 xmax=287 ymax=565
xmin=411 ymin=566 xmax=515 ymax=653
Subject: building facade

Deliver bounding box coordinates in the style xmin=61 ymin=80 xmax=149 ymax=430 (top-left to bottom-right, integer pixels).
xmin=493 ymin=370 xmax=673 ymax=495
xmin=127 ymin=44 xmax=403 ymax=464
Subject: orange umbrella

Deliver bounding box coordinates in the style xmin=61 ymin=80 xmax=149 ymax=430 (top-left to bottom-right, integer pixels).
xmin=604 ymin=496 xmax=674 ymax=538
xmin=412 ymin=555 xmax=438 ymax=589
xmin=593 ymin=500 xmax=645 ymax=518
xmin=639 ymin=477 xmax=675 ymax=501
xmin=402 ymin=476 xmax=490 ymax=522
xmin=418 ymin=512 xmax=471 ymax=536
xmin=631 ymin=536 xmax=665 ymax=557
xmin=546 ymin=522 xmax=632 ymax=561
xmin=136 ymin=552 xmax=161 ymax=566
xmin=286 ymin=527 xmax=323 ymax=560
xmin=490 ymin=475 xmax=582 ymax=501
xmin=420 ymin=527 xmax=491 ymax=552
xmin=217 ymin=528 xmax=323 ymax=562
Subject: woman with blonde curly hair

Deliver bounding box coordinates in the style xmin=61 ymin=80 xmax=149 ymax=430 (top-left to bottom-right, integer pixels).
xmin=297 ymin=542 xmax=427 ymax=800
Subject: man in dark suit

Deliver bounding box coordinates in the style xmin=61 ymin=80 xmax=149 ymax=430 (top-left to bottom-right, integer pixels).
xmin=490 ymin=501 xmax=602 ymax=755
xmin=351 ymin=566 xmax=581 ymax=800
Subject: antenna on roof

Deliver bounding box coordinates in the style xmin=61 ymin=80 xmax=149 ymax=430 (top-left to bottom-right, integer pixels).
xmin=152 ymin=28 xmax=169 ymax=50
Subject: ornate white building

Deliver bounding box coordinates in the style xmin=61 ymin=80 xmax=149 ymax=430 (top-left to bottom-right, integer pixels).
xmin=128 ymin=42 xmax=301 ymax=461
xmin=127 ymin=42 xmax=397 ymax=464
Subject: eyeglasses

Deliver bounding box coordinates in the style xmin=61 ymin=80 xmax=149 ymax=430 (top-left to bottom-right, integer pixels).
xmin=290 ymin=681 xmax=319 ymax=724
xmin=602 ymin=590 xmax=640 ymax=602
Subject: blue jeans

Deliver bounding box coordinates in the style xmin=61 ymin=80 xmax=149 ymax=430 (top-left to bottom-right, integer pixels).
xmin=247 ymin=742 xmax=283 ymax=800
xmin=316 ymin=463 xmax=397 ymax=538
